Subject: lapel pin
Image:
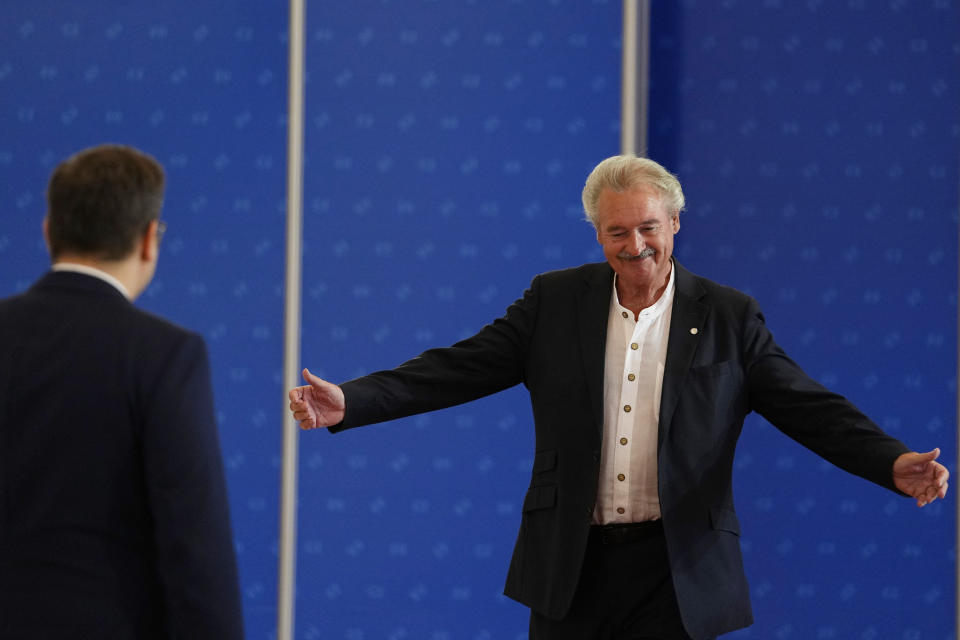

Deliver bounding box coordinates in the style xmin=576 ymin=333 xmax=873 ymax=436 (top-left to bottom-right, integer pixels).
xmin=690 ymin=327 xmax=699 ymax=335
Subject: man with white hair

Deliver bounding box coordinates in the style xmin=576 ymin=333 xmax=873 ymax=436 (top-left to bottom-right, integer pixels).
xmin=289 ymin=155 xmax=947 ymax=639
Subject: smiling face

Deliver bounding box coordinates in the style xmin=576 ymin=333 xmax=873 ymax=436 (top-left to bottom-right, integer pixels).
xmin=595 ymin=185 xmax=679 ymax=302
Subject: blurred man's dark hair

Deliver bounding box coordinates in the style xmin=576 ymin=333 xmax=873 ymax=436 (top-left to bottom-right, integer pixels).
xmin=46 ymin=144 xmax=165 ymax=261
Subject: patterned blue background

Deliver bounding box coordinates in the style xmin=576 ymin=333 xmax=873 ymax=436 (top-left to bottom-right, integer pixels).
xmin=1 ymin=1 xmax=957 ymax=638
xmin=649 ymin=2 xmax=958 ymax=638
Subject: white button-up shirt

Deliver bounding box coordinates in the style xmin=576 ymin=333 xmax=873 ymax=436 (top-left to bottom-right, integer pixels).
xmin=593 ymin=264 xmax=675 ymax=524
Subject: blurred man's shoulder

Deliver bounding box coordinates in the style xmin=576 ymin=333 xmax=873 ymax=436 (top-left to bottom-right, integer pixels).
xmin=126 ymin=304 xmax=206 ymax=349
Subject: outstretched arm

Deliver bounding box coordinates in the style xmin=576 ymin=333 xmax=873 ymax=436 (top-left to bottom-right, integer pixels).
xmin=893 ymin=448 xmax=950 ymax=507
xmin=288 ymin=368 xmax=345 ymax=430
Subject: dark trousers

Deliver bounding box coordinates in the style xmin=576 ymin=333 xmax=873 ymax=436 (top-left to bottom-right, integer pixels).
xmin=529 ymin=521 xmax=707 ymax=640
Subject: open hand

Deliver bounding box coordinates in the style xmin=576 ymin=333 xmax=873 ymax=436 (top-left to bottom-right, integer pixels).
xmin=893 ymin=448 xmax=949 ymax=507
xmin=287 ymin=368 xmax=345 ymax=430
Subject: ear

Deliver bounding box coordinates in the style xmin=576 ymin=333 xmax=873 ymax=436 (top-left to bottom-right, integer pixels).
xmin=671 ymin=214 xmax=681 ymax=234
xmin=140 ymin=220 xmax=159 ymax=263
xmin=42 ymin=217 xmax=50 ymax=251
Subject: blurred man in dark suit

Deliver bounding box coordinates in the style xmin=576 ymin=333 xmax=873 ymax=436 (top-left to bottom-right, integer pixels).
xmin=0 ymin=144 xmax=244 ymax=639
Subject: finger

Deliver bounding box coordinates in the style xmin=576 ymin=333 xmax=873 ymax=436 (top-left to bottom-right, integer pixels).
xmin=936 ymin=480 xmax=949 ymax=499
xmin=936 ymin=464 xmax=950 ymax=485
xmin=288 ymin=388 xmax=302 ymax=403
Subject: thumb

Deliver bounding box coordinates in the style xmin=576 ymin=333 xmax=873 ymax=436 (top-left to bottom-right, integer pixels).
xmin=302 ymin=367 xmax=325 ymax=389
xmin=899 ymin=448 xmax=941 ymax=473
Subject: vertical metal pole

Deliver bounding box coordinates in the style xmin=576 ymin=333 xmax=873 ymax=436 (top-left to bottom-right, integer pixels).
xmin=278 ymin=0 xmax=306 ymax=636
xmin=953 ymin=165 xmax=960 ymax=637
xmin=621 ymin=0 xmax=651 ymax=157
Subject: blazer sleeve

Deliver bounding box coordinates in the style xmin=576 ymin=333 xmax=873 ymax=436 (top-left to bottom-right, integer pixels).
xmin=333 ymin=274 xmax=543 ymax=431
xmin=741 ymin=296 xmax=910 ymax=492
xmin=139 ymin=333 xmax=244 ymax=638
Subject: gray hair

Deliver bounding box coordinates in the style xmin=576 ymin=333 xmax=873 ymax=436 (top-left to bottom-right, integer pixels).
xmin=581 ymin=155 xmax=685 ymax=228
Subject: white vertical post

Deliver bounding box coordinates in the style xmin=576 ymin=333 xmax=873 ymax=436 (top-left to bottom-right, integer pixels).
xmin=277 ymin=0 xmax=306 ymax=636
xmin=621 ymin=0 xmax=651 ymax=157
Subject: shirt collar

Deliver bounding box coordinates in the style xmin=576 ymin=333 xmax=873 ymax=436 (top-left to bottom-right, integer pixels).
xmin=611 ymin=261 xmax=676 ymax=319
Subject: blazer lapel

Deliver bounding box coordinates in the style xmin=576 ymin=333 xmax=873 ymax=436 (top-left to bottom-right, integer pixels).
xmin=658 ymin=261 xmax=709 ymax=448
xmin=578 ymin=263 xmax=614 ymax=436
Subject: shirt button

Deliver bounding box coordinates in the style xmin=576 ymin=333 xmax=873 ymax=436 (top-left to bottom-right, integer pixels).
xmin=630 ymin=343 xmax=639 ymax=350
xmin=620 ymin=437 xmax=628 ymax=445
xmin=621 ymin=311 xmax=629 ymax=319
xmin=617 ymin=473 xmax=625 ymax=481
xmin=623 ymin=405 xmax=632 ymax=413
xmin=627 ymin=373 xmax=636 ymax=382
xmin=617 ymin=507 xmax=625 ymax=515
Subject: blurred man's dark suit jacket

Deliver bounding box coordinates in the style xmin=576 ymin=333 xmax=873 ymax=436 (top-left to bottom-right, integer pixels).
xmin=0 ymin=271 xmax=243 ymax=639
xmin=328 ymin=260 xmax=909 ymax=639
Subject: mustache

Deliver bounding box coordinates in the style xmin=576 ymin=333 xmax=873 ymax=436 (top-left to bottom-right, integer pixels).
xmin=618 ymin=247 xmax=656 ymax=260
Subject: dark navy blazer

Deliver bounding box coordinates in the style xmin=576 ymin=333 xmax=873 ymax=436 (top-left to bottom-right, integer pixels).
xmin=331 ymin=260 xmax=909 ymax=639
xmin=0 ymin=271 xmax=243 ymax=639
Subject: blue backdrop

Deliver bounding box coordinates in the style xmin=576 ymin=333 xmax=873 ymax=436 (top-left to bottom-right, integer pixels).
xmin=1 ymin=1 xmax=957 ymax=639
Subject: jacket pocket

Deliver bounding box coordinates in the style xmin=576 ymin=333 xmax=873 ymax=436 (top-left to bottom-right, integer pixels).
xmin=690 ymin=360 xmax=736 ymax=378
xmin=709 ymin=505 xmax=741 ymax=536
xmin=522 ymin=484 xmax=557 ymax=512
xmin=532 ymin=449 xmax=557 ymax=474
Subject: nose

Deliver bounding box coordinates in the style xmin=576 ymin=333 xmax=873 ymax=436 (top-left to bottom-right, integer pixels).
xmin=626 ymin=230 xmax=643 ymax=255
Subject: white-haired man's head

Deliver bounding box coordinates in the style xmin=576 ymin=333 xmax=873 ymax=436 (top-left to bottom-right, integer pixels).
xmin=581 ymin=155 xmax=685 ymax=228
